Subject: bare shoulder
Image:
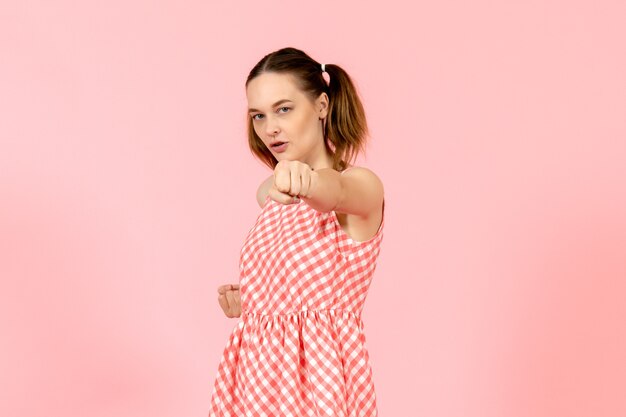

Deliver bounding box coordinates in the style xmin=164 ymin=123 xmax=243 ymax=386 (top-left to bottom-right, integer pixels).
xmin=256 ymin=174 xmax=274 ymax=209
xmin=339 ymin=166 xmax=385 ymax=215
xmin=335 ymin=166 xmax=385 ymax=242
xmin=342 ymin=166 xmax=384 ymax=186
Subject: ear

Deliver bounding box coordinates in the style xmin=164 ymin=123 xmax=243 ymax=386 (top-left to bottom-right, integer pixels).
xmin=317 ymin=93 xmax=329 ymax=119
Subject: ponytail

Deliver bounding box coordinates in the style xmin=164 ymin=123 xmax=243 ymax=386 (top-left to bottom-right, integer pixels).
xmin=322 ymin=63 xmax=369 ymax=171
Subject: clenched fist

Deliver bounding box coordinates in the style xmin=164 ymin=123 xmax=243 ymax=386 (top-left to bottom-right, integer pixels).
xmin=269 ymin=160 xmax=317 ymax=205
xmin=217 ymin=284 xmax=241 ymax=318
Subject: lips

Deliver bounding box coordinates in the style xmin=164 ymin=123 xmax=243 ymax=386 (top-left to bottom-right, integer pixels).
xmin=270 ymin=141 xmax=289 ymax=153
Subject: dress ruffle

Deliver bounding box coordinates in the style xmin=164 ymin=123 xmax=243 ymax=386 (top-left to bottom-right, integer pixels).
xmin=209 ymin=309 xmax=378 ymax=417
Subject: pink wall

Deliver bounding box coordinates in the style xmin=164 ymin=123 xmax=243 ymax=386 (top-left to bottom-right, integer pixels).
xmin=1 ymin=1 xmax=625 ymax=416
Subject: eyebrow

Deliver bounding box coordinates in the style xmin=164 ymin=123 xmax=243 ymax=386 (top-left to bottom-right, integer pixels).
xmin=248 ymin=99 xmax=293 ymax=113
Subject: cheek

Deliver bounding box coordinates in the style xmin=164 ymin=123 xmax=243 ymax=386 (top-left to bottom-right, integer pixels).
xmin=253 ymin=125 xmax=268 ymax=145
xmin=305 ymin=118 xmax=321 ymax=139
xmin=296 ymin=114 xmax=317 ymax=135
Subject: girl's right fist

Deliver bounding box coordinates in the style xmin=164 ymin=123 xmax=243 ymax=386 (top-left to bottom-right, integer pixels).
xmin=217 ymin=284 xmax=241 ymax=318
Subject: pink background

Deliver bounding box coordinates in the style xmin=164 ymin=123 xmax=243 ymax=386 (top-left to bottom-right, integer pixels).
xmin=1 ymin=1 xmax=625 ymax=416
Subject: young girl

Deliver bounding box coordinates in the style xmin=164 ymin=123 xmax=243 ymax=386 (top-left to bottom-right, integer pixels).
xmin=209 ymin=47 xmax=385 ymax=417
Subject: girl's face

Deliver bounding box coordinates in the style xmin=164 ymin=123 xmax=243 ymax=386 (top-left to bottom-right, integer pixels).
xmin=246 ymin=72 xmax=329 ymax=166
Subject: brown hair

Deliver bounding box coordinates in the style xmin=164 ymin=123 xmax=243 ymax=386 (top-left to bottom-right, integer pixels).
xmin=245 ymin=47 xmax=370 ymax=172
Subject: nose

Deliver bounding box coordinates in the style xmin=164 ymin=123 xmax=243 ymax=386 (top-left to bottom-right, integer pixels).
xmin=264 ymin=114 xmax=280 ymax=136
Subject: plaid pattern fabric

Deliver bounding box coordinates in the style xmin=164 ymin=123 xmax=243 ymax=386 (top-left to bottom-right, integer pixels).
xmin=209 ymin=189 xmax=385 ymax=417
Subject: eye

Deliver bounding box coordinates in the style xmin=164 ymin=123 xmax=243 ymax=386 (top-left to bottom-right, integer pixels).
xmin=251 ymin=107 xmax=291 ymax=121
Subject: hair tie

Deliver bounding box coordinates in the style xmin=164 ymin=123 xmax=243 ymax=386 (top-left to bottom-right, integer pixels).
xmin=320 ymin=63 xmax=330 ymax=85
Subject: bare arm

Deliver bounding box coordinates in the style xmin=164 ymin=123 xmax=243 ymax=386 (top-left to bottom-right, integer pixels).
xmin=299 ymin=166 xmax=384 ymax=218
xmin=256 ymin=174 xmax=274 ymax=208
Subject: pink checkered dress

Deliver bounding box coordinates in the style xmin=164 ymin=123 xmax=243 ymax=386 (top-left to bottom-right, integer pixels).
xmin=208 ymin=184 xmax=385 ymax=417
